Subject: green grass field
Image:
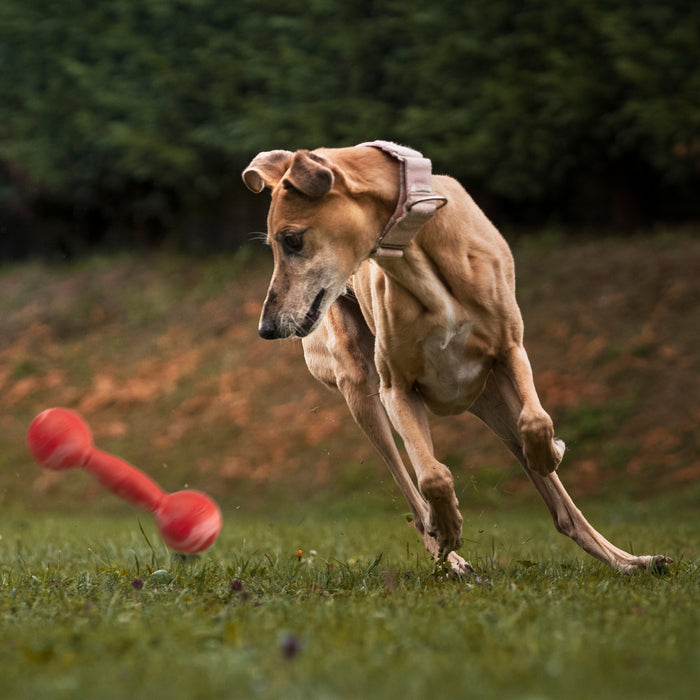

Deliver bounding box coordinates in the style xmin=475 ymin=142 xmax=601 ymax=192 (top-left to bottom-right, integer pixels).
xmin=1 ymin=493 xmax=698 ymax=700
xmin=1 ymin=234 xmax=699 ymax=698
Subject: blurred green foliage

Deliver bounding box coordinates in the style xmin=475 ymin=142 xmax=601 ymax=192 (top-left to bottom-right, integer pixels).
xmin=1 ymin=0 xmax=699 ymax=256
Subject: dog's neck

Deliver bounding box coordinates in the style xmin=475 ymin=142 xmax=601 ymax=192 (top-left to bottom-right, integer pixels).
xmin=358 ymin=141 xmax=447 ymax=258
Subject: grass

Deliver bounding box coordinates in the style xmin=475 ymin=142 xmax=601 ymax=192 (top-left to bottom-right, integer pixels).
xmin=1 ymin=495 xmax=698 ymax=700
xmin=1 ymin=233 xmax=699 ymax=697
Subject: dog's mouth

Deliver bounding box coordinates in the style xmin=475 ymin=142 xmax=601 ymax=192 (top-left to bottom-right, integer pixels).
xmin=295 ymin=288 xmax=326 ymax=337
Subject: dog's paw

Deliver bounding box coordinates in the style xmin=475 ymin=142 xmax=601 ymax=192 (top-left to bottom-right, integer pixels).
xmin=446 ymin=551 xmax=475 ymax=577
xmin=425 ymin=506 xmax=463 ymax=555
xmin=420 ymin=469 xmax=464 ymax=553
xmin=617 ymin=554 xmax=673 ymax=574
xmin=521 ymin=418 xmax=566 ymax=475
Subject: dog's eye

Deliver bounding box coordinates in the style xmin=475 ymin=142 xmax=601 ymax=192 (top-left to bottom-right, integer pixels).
xmin=281 ymin=230 xmax=304 ymax=254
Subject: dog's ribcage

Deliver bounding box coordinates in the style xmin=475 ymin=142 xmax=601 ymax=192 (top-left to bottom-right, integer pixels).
xmin=416 ymin=321 xmax=488 ymax=414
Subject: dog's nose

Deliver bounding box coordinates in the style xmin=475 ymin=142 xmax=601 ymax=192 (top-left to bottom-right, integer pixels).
xmin=258 ymin=317 xmax=278 ymax=339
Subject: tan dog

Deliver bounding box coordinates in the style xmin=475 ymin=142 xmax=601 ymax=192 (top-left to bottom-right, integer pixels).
xmin=243 ymin=141 xmax=669 ymax=574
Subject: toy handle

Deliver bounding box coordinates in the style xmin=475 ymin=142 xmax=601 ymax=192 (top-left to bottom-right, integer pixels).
xmin=85 ymin=449 xmax=166 ymax=513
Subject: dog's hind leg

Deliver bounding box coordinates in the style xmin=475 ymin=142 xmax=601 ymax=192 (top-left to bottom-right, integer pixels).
xmin=302 ymin=296 xmax=473 ymax=575
xmin=469 ymin=363 xmax=671 ymax=572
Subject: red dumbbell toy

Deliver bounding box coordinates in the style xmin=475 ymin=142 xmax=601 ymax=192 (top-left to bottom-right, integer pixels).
xmin=27 ymin=408 xmax=222 ymax=554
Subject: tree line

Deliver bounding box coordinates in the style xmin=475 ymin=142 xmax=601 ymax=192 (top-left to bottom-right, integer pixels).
xmin=1 ymin=0 xmax=698 ymax=258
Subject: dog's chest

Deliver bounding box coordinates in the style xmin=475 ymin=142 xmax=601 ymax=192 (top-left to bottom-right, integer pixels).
xmin=417 ymin=322 xmax=487 ymax=411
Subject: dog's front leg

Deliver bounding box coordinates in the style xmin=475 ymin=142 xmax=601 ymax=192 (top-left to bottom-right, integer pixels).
xmin=380 ymin=385 xmax=464 ymax=557
xmin=303 ymin=298 xmax=472 ymax=575
xmin=301 ymin=302 xmax=434 ymax=552
xmin=496 ymin=345 xmax=566 ymax=475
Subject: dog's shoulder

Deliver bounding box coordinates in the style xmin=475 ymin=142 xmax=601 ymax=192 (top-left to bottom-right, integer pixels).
xmin=424 ymin=175 xmax=513 ymax=260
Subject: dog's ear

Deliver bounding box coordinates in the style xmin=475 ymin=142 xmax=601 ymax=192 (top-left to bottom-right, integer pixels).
xmin=242 ymin=150 xmax=294 ymax=193
xmin=283 ymin=151 xmax=334 ymax=197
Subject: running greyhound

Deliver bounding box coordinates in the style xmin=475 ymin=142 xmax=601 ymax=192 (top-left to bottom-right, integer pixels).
xmin=243 ymin=141 xmax=670 ymax=574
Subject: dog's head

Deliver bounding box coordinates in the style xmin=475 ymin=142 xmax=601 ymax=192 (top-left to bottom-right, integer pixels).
xmin=243 ymin=147 xmax=392 ymax=339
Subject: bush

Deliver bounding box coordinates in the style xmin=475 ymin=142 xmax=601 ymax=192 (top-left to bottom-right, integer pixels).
xmin=1 ymin=0 xmax=698 ymax=256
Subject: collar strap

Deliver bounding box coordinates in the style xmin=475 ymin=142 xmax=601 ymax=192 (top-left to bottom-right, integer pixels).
xmin=358 ymin=140 xmax=447 ymax=258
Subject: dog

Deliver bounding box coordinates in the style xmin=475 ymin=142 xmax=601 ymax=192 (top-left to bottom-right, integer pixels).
xmin=243 ymin=141 xmax=670 ymax=574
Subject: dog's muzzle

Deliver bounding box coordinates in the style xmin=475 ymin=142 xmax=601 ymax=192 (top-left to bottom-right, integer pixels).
xmin=258 ymin=288 xmax=326 ymax=339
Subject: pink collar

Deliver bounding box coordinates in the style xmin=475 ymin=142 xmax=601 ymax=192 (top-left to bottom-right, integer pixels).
xmin=358 ymin=141 xmax=447 ymax=258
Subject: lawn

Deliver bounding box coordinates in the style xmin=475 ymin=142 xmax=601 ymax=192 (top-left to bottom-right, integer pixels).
xmin=1 ymin=493 xmax=698 ymax=700
xmin=1 ymin=233 xmax=699 ymax=698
